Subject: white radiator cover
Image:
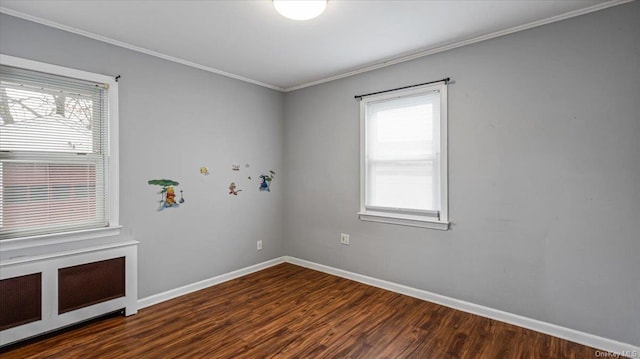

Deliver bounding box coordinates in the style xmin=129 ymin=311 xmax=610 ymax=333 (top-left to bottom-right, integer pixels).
xmin=0 ymin=237 xmax=138 ymax=346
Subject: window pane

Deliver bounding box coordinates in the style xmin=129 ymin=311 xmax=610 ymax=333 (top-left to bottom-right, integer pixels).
xmin=367 ymin=161 xmax=437 ymax=211
xmin=0 ymin=162 xmax=104 ymax=235
xmin=0 ymin=81 xmax=98 ymax=153
xmin=365 ymin=91 xmax=441 ymax=212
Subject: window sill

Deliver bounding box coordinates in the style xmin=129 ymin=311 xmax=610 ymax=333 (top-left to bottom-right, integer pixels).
xmin=358 ymin=211 xmax=450 ymax=230
xmin=0 ymin=226 xmax=123 ymax=253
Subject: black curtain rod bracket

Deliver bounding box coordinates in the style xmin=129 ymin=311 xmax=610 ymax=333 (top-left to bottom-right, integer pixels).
xmin=355 ymin=77 xmax=450 ymax=100
xmin=115 ymin=75 xmax=121 ymax=82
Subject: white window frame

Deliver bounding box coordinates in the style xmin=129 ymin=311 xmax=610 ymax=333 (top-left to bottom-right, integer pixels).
xmin=358 ymin=82 xmax=449 ymax=230
xmin=0 ymin=54 xmax=120 ymax=250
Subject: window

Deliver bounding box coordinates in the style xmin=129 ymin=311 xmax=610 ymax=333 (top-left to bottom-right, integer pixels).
xmin=359 ymin=82 xmax=449 ymax=230
xmin=0 ymin=55 xmax=119 ymax=241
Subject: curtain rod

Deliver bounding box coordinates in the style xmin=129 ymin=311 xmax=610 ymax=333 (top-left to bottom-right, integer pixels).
xmin=354 ymin=77 xmax=450 ymax=100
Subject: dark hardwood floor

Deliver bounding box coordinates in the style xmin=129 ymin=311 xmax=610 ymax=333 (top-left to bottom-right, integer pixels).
xmin=1 ymin=263 xmax=603 ymax=358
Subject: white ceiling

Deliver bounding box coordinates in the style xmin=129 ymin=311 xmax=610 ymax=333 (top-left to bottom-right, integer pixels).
xmin=0 ymin=0 xmax=625 ymax=91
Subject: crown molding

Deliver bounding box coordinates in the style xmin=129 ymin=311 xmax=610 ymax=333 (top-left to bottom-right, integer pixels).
xmin=282 ymin=0 xmax=634 ymax=92
xmin=0 ymin=6 xmax=285 ymax=92
xmin=1 ymin=0 xmax=633 ymax=93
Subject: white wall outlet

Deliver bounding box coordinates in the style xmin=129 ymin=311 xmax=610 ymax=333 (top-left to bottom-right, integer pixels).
xmin=340 ymin=233 xmax=350 ymax=245
xmin=257 ymin=240 xmax=263 ymax=251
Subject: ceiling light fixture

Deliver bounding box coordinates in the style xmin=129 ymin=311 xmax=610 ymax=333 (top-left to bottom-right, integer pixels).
xmin=273 ymin=0 xmax=327 ymax=21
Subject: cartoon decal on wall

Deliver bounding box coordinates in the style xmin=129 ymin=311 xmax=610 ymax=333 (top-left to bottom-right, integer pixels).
xmin=225 ymin=163 xmax=276 ymax=195
xmin=259 ymin=171 xmax=275 ymax=192
xmin=148 ymin=179 xmax=184 ymax=210
xmin=200 ymin=166 xmax=210 ymax=175
xmin=228 ymin=182 xmax=242 ymax=195
xmin=228 ymin=163 xmax=253 ymax=196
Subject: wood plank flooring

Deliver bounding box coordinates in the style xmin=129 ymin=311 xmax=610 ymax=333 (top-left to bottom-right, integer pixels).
xmin=1 ymin=263 xmax=604 ymax=358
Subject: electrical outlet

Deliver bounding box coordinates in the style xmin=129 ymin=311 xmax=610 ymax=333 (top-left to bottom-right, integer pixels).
xmin=257 ymin=240 xmax=263 ymax=251
xmin=340 ymin=233 xmax=350 ymax=245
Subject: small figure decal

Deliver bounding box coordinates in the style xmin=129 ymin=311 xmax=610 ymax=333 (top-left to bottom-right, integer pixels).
xmin=165 ymin=186 xmax=177 ymax=206
xmin=232 ymin=164 xmax=240 ymax=171
xmin=200 ymin=166 xmax=210 ymax=175
xmin=259 ymin=170 xmax=275 ymax=192
xmin=229 ymin=182 xmax=242 ymax=195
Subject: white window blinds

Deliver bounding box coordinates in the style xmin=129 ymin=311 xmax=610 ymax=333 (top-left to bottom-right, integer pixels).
xmin=364 ymin=90 xmax=441 ymax=215
xmin=0 ymin=65 xmax=109 ymax=240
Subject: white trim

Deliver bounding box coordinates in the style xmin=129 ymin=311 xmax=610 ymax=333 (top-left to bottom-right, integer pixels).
xmin=284 ymin=256 xmax=640 ymax=356
xmin=0 ymin=8 xmax=284 ymax=92
xmin=1 ymin=54 xmax=115 ymax=84
xmin=137 ymin=257 xmax=286 ymax=310
xmin=0 ymin=238 xmax=137 ymax=267
xmin=0 ymin=226 xmax=122 ymax=252
xmin=107 ymin=70 xmax=120 ymax=232
xmin=358 ymin=211 xmax=449 ymax=230
xmin=439 ymin=84 xmax=449 ymax=223
xmin=282 ymin=0 xmax=633 ymax=92
xmin=359 ymin=96 xmax=367 ymax=219
xmin=0 ymin=1 xmax=631 ymax=92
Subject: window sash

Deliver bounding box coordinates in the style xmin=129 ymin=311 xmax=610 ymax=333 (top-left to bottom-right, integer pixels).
xmin=0 ymin=63 xmax=109 ymax=240
xmin=365 ymin=158 xmax=440 ymax=214
xmin=363 ymin=88 xmax=441 ymax=214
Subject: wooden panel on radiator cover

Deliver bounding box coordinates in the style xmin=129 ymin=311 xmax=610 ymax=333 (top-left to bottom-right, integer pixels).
xmin=58 ymin=257 xmax=125 ymax=314
xmin=0 ymin=272 xmax=42 ymax=331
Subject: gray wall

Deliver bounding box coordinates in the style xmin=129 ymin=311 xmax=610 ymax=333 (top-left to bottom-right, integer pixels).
xmin=0 ymin=14 xmax=286 ymax=299
xmin=283 ymin=2 xmax=639 ymax=346
xmin=1 ymin=0 xmax=638 ymax=347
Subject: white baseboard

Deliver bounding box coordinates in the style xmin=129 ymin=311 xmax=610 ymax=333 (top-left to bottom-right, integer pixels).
xmin=137 ymin=257 xmax=286 ymax=309
xmin=136 ymin=255 xmax=638 ymax=356
xmin=285 ymin=256 xmax=640 ymax=357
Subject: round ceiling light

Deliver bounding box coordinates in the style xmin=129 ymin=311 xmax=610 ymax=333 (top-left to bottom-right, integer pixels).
xmin=273 ymin=0 xmax=327 ymax=21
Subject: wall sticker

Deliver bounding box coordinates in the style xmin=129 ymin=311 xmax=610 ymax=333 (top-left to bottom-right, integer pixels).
xmin=259 ymin=171 xmax=275 ymax=192
xmin=229 ymin=182 xmax=242 ymax=196
xmin=148 ymin=179 xmax=184 ymax=210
